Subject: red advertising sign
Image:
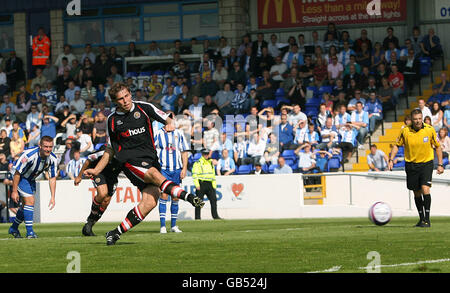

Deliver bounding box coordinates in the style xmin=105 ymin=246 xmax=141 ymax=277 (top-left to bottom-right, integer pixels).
xmin=258 ymin=0 xmax=407 ymax=29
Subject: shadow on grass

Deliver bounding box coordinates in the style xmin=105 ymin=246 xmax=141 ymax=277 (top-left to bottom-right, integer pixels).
xmin=355 ymin=225 xmax=413 ymax=229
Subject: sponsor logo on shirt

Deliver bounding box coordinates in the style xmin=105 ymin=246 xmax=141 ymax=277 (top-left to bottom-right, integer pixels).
xmin=120 ymin=127 xmax=146 ymax=137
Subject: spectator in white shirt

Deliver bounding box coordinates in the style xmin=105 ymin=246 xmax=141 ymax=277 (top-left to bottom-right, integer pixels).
xmin=295 ymin=143 xmax=316 ymax=173
xmin=54 ymin=44 xmax=77 ymax=68
xmin=318 ymin=117 xmax=339 ymax=150
xmin=367 ymin=144 xmax=389 ymax=171
xmin=274 ymin=156 xmax=293 ymax=174
xmin=269 ymin=56 xmax=287 ymax=82
xmin=75 ymin=128 xmax=94 ymax=156
xmin=187 ymin=95 xmax=204 ymax=121
xmin=247 ymin=133 xmax=266 ymax=165
xmin=70 ymin=90 xmax=86 ymax=115
xmin=216 ymin=149 xmax=236 ymax=176
xmin=25 ymin=104 xmax=41 ymax=132
xmin=64 ymin=80 xmax=81 ymax=103
xmin=417 ymin=98 xmax=432 ymax=122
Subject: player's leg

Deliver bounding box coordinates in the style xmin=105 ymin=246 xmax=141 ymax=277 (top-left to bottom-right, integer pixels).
xmin=9 ymin=200 xmax=24 ymax=238
xmin=83 ymin=184 xmax=109 ymax=236
xmin=421 ymin=185 xmax=431 ymax=227
xmin=168 ymin=169 xmax=182 ymax=233
xmin=124 ymin=162 xmax=204 ymax=208
xmin=22 ymin=195 xmax=37 ymax=238
xmin=159 ymin=192 xmax=169 ymax=233
xmin=195 ymin=184 xmax=205 ymax=220
xmin=106 ymin=184 xmax=160 ymax=245
xmin=406 ymin=162 xmax=426 ymax=227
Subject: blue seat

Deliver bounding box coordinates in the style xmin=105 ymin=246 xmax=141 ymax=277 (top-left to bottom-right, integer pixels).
xmin=126 ymin=72 xmax=138 ymax=78
xmin=211 ymin=151 xmax=220 ymax=160
xmin=306 ymin=98 xmax=322 ymax=106
xmin=237 ymin=164 xmax=252 ymax=175
xmin=318 ymin=86 xmax=333 ymax=95
xmin=419 ymin=57 xmax=432 ymax=76
xmin=276 ymin=97 xmax=290 ymax=107
xmin=307 ymin=86 xmax=318 ymax=95
xmin=327 ymin=157 xmax=341 ymax=172
xmin=268 ymin=164 xmax=279 ymax=174
xmin=397 ymin=146 xmax=404 ymax=156
xmin=261 ymin=99 xmax=277 ymax=109
xmin=139 ymin=71 xmax=152 ymax=77
xmin=443 ymin=157 xmax=449 ymax=167
xmin=275 ymin=88 xmax=285 ymax=98
xmin=262 ymin=163 xmax=270 ymax=174
xmin=393 ymin=160 xmax=405 ymax=168
xmin=281 ymin=150 xmax=296 ymax=160
xmin=190 ymin=152 xmax=202 ymax=163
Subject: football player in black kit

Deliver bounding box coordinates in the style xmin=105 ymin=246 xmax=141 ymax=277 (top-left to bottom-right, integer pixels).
xmin=75 ymin=145 xmax=122 ymax=236
xmin=84 ymin=82 xmax=204 ymax=246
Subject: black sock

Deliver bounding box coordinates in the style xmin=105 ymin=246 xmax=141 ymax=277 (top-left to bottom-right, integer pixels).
xmin=414 ymin=196 xmax=424 ymax=221
xmin=87 ymin=198 xmax=104 ymax=223
xmin=117 ymin=206 xmax=144 ymax=235
xmin=423 ymin=194 xmax=431 ymax=221
xmin=160 ymin=179 xmax=188 ymax=201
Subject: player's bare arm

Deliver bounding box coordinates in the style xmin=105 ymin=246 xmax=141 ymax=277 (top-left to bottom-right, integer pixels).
xmin=84 ymin=147 xmax=114 ymax=177
xmin=11 ymin=171 xmax=21 ymax=203
xmin=49 ymin=176 xmax=56 ymax=210
xmin=75 ymin=159 xmax=91 ymax=186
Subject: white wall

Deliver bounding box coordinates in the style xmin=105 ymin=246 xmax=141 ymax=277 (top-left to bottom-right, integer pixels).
xmin=34 ymin=174 xmax=304 ymax=223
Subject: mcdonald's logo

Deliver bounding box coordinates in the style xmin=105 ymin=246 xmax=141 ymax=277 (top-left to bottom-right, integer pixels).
xmin=261 ymin=0 xmax=297 ymax=25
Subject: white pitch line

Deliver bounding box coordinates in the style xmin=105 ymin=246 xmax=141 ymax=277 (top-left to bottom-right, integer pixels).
xmin=358 ymin=258 xmax=450 ymax=270
xmin=307 ymin=266 xmax=342 ymax=273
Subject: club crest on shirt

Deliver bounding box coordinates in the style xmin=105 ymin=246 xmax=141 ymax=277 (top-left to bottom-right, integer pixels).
xmin=423 ymin=136 xmax=429 ymax=143
xmin=117 ymin=120 xmax=123 ymax=125
xmin=21 ymin=157 xmax=28 ymax=164
xmin=142 ymin=162 xmax=149 ymax=167
xmin=95 ymin=177 xmax=101 ymax=183
xmin=134 ymin=112 xmax=141 ymax=119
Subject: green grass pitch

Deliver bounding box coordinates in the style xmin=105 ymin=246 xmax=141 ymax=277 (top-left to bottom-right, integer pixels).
xmin=1 ymin=217 xmax=450 ymax=273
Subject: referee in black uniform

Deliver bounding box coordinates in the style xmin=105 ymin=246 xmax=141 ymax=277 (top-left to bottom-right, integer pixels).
xmin=389 ymin=109 xmax=444 ymax=227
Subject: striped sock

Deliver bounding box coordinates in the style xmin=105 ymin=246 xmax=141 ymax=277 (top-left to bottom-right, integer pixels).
xmin=116 ymin=206 xmax=143 ymax=235
xmin=160 ymin=180 xmax=188 ymax=201
xmin=171 ymin=200 xmax=179 ymax=228
xmin=159 ymin=198 xmax=168 ymax=228
xmin=87 ymin=198 xmax=104 ymax=223
xmin=11 ymin=206 xmax=24 ymax=230
xmin=23 ymin=205 xmax=34 ymax=235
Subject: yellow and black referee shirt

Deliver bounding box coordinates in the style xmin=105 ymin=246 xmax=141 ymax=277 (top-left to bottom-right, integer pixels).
xmin=396 ymin=123 xmax=440 ymax=163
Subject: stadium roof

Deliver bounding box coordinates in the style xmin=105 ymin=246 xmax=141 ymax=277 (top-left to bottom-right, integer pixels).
xmin=0 ymin=0 xmax=181 ymax=13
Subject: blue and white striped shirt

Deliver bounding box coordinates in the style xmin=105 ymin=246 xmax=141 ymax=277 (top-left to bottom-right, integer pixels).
xmin=66 ymin=157 xmax=87 ymax=178
xmin=155 ymin=128 xmax=190 ymax=171
xmin=13 ymin=147 xmax=58 ymax=181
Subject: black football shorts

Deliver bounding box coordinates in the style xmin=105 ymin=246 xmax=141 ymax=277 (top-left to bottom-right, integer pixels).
xmin=405 ymin=160 xmax=434 ymax=191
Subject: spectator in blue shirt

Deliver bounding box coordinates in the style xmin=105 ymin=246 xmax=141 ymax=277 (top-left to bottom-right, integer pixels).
xmin=303 ymin=123 xmax=320 ymax=147
xmin=40 ymin=114 xmax=59 ymax=138
xmin=216 ymin=149 xmax=236 ymax=176
xmin=364 ymin=92 xmax=383 ymax=133
xmin=0 ymin=94 xmax=15 ymax=116
xmin=279 ymin=113 xmax=294 ymax=151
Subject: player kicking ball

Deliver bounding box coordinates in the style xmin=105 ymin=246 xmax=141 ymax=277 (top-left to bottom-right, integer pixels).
xmin=8 ymin=136 xmax=58 ymax=239
xmin=74 ymin=145 xmax=122 ymax=236
xmin=84 ymin=82 xmax=204 ymax=246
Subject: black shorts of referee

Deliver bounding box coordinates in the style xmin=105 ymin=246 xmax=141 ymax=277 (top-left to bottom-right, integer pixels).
xmin=405 ymin=160 xmax=434 ymax=191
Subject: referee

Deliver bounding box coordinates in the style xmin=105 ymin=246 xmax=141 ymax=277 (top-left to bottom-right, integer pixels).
xmin=389 ymin=109 xmax=444 ymax=227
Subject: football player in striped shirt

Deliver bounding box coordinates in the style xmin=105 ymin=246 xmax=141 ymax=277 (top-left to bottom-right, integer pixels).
xmin=154 ymin=119 xmax=190 ymax=233
xmin=8 ymin=136 xmax=58 ymax=239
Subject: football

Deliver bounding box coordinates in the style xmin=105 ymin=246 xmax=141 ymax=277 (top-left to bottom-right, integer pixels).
xmin=368 ymin=202 xmax=392 ymax=226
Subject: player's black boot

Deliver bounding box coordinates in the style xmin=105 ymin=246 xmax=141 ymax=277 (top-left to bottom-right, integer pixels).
xmin=186 ymin=194 xmax=205 ymax=208
xmin=82 ymin=220 xmax=96 ymax=236
xmin=415 ymin=219 xmax=424 ymax=227
xmin=421 ymin=219 xmax=431 ymax=228
xmin=8 ymin=227 xmax=22 ymax=238
xmin=105 ymin=230 xmax=121 ymax=246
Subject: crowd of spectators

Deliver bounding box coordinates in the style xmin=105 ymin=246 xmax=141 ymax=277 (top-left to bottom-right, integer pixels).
xmin=0 ymin=23 xmax=448 ymax=181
